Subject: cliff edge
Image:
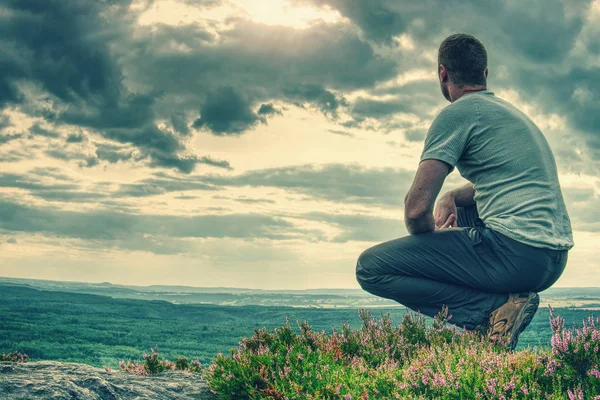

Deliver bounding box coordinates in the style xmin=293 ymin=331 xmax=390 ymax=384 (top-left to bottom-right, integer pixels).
xmin=0 ymin=361 xmax=217 ymax=399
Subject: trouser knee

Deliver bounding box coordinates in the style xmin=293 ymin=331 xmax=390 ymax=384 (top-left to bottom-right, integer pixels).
xmin=355 ymin=249 xmax=381 ymax=292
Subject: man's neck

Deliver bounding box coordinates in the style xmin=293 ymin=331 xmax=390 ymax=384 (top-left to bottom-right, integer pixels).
xmin=451 ymin=86 xmax=487 ymax=102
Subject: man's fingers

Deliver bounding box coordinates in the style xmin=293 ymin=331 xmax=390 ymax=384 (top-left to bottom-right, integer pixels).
xmin=440 ymin=214 xmax=455 ymax=229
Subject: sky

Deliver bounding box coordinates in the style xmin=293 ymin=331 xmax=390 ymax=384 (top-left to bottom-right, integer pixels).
xmin=0 ymin=0 xmax=599 ymax=289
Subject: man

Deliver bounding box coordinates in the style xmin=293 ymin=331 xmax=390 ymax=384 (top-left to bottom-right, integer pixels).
xmin=355 ymin=33 xmax=574 ymax=351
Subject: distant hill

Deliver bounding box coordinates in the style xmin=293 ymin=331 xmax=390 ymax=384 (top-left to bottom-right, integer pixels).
xmin=0 ymin=276 xmax=598 ymax=309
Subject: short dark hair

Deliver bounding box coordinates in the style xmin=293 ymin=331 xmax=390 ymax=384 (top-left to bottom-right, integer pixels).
xmin=438 ymin=33 xmax=487 ymax=86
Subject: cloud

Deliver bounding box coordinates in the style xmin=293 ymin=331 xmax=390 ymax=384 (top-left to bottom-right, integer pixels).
xmin=193 ymin=86 xmax=262 ymax=135
xmin=28 ymin=167 xmax=74 ymax=181
xmin=0 ymin=0 xmax=221 ymax=174
xmin=295 ymin=211 xmax=407 ymax=242
xmin=0 ymin=198 xmax=325 ymax=254
xmin=328 ymin=129 xmax=355 ymax=138
xmin=66 ymin=132 xmax=86 ymax=143
xmin=0 ymin=133 xmax=22 ymax=145
xmin=94 ymin=143 xmax=135 ymax=164
xmin=0 ymin=171 xmax=107 ymax=202
xmin=123 ymin=18 xmax=396 ymax=131
xmin=114 ymin=176 xmax=220 ymax=197
xmin=0 ymin=115 xmax=12 ymax=131
xmin=202 ymin=163 xmax=415 ymax=207
xmin=257 ymin=103 xmax=282 ymax=117
xmin=28 ymin=123 xmax=61 ymax=139
xmin=6 ymin=238 xmax=17 ymax=244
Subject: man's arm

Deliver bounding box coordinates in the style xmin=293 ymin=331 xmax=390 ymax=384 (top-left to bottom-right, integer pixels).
xmin=404 ymin=159 xmax=451 ymax=234
xmin=449 ymin=182 xmax=476 ymax=207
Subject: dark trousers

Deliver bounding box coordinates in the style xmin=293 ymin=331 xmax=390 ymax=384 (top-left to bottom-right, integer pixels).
xmin=355 ymin=204 xmax=568 ymax=330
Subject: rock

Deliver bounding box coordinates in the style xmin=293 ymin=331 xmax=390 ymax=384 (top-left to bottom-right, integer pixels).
xmin=0 ymin=361 xmax=217 ymax=399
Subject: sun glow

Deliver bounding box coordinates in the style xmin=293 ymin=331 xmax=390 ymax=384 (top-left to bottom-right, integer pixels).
xmin=231 ymin=0 xmax=341 ymax=28
xmin=134 ymin=0 xmax=342 ymax=29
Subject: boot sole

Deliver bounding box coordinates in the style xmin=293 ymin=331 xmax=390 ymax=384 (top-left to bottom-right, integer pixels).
xmin=507 ymin=292 xmax=539 ymax=351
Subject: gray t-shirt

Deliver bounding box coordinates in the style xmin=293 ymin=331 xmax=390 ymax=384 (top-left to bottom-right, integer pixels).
xmin=420 ymin=90 xmax=574 ymax=251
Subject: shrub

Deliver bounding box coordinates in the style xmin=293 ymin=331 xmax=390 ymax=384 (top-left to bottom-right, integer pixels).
xmin=116 ymin=346 xmax=203 ymax=376
xmin=0 ymin=351 xmax=29 ymax=363
xmin=204 ymin=306 xmax=600 ymax=399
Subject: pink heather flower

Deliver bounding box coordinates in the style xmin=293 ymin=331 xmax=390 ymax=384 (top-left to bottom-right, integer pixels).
xmin=485 ymin=378 xmax=498 ymax=395
xmin=334 ymin=384 xmax=342 ymax=395
xmin=297 ymin=354 xmax=303 ymax=361
xmin=567 ymin=388 xmax=584 ymax=400
xmin=590 ymin=369 xmax=600 ymax=379
xmin=343 ymin=395 xmax=353 ymax=400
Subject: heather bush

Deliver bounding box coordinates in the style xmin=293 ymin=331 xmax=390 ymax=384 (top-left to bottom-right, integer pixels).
xmin=0 ymin=351 xmax=28 ymax=363
xmin=204 ymin=306 xmax=600 ymax=399
xmin=116 ymin=346 xmax=203 ymax=376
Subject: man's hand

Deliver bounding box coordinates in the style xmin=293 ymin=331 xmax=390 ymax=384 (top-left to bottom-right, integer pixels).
xmin=434 ymin=213 xmax=455 ymax=230
xmin=434 ymin=192 xmax=458 ymax=229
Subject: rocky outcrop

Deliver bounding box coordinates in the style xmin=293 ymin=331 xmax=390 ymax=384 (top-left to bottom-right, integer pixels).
xmin=0 ymin=361 xmax=217 ymax=399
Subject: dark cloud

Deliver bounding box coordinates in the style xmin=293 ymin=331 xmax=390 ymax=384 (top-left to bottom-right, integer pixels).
xmin=115 ymin=177 xmax=220 ymax=197
xmin=171 ymin=112 xmax=191 ymax=136
xmin=0 ymin=0 xmax=213 ymax=173
xmin=0 ymin=172 xmax=76 ymax=192
xmin=66 ymin=132 xmax=86 ymax=143
xmin=94 ymin=143 xmax=135 ymax=164
xmin=43 ymin=147 xmax=99 ymax=170
xmin=293 ymin=0 xmax=411 ymax=43
xmin=29 ymin=123 xmax=61 ymax=139
xmin=148 ymin=153 xmax=232 ymax=174
xmin=0 ymin=133 xmax=22 ymax=145
xmin=0 ymin=172 xmax=106 ymax=202
xmin=6 ymin=238 xmax=17 ymax=244
xmin=0 ymin=115 xmax=12 ymax=131
xmin=282 ymin=84 xmax=347 ymax=116
xmin=193 ymin=86 xmax=262 ymax=135
xmin=197 ymin=156 xmax=232 ymax=170
xmin=328 ymin=129 xmax=355 ymax=138
xmin=257 ymin=103 xmax=282 ymax=117
xmin=125 ymin=18 xmax=396 ymax=132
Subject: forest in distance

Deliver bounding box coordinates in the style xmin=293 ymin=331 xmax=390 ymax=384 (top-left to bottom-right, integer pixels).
xmin=0 ymin=282 xmax=598 ymax=369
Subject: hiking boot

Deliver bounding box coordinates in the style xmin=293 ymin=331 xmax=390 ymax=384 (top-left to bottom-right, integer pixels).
xmin=488 ymin=292 xmax=540 ymax=351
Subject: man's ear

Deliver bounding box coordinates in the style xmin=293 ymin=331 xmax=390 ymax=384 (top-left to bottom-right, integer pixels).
xmin=439 ymin=64 xmax=448 ymax=82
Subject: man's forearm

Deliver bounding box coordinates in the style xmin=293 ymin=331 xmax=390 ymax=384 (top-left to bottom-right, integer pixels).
xmin=449 ymin=182 xmax=476 ymax=207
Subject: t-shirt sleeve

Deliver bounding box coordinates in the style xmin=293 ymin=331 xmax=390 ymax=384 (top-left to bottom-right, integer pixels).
xmin=419 ymin=104 xmax=474 ymax=174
